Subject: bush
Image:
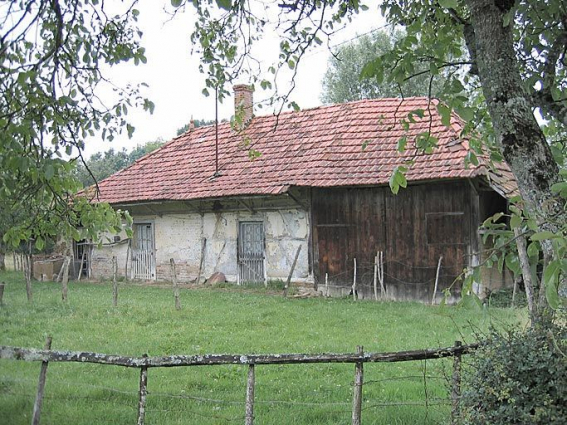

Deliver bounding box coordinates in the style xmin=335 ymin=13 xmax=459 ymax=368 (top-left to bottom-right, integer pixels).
xmin=460 ymin=318 xmax=567 ymax=424
xmin=486 ymin=287 xmax=527 ymax=308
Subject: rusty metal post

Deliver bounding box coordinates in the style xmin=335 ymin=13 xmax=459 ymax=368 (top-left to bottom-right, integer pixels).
xmin=451 ymin=341 xmax=462 ymax=424
xmin=32 ymin=336 xmax=52 ymax=425
xmin=245 ymin=364 xmax=255 ymax=425
xmin=352 ymin=346 xmax=364 ymax=425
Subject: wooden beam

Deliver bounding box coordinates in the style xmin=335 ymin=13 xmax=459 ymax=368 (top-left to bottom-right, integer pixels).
xmin=0 ymin=343 xmax=479 ymax=368
xmin=239 ymin=200 xmax=255 ymax=214
xmin=183 ymin=201 xmax=204 ymax=216
xmin=286 ymin=191 xmax=307 ymax=210
xmin=143 ymin=205 xmax=162 ymax=217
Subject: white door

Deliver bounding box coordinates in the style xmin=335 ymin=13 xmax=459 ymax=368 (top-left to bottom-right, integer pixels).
xmin=131 ymin=223 xmax=156 ymax=280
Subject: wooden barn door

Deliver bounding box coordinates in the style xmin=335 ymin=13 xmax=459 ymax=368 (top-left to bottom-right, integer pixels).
xmin=238 ymin=222 xmax=265 ymax=285
xmin=131 ymin=223 xmax=156 ymax=280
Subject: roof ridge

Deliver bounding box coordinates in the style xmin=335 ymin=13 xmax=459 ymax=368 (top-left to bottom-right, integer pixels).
xmin=91 ymin=96 xmax=518 ymax=204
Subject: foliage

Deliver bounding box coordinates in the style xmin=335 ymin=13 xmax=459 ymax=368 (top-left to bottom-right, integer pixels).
xmin=321 ymin=30 xmax=443 ymax=104
xmin=460 ymin=318 xmax=567 ymax=424
xmin=0 ymin=270 xmax=524 ymax=424
xmin=486 ymin=288 xmax=527 ymax=309
xmin=471 ymin=182 xmax=567 ymax=321
xmin=74 ymin=140 xmax=164 ymax=188
xmin=0 ymin=1 xmax=152 ymax=248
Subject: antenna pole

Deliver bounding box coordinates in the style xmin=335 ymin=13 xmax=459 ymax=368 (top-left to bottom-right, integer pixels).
xmin=215 ymin=86 xmax=219 ymax=176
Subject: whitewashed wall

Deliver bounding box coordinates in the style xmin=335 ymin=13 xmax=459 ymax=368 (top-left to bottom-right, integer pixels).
xmin=91 ymin=207 xmax=311 ymax=284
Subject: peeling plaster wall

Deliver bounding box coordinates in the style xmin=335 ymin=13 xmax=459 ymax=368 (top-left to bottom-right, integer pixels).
xmin=91 ymin=207 xmax=311 ymax=284
xmin=89 ymin=229 xmax=130 ymax=279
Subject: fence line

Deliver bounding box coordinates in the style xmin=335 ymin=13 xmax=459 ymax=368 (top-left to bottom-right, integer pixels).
xmin=0 ymin=341 xmax=476 ymax=425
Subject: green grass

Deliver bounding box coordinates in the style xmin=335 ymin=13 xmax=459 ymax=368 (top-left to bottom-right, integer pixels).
xmin=0 ymin=271 xmax=525 ymax=424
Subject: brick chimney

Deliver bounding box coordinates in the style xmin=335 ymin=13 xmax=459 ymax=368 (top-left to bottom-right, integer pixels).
xmin=233 ymin=84 xmax=254 ymax=127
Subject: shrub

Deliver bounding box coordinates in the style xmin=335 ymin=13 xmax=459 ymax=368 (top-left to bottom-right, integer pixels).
xmin=460 ymin=317 xmax=567 ymax=424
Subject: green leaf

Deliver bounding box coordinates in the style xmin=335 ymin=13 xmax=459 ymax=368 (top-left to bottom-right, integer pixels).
xmin=397 ymin=136 xmax=408 ymax=152
xmin=459 ymin=293 xmax=482 ymax=310
xmin=510 ymin=214 xmax=522 ymax=229
xmin=544 ymin=261 xmax=560 ymax=309
xmin=216 ymin=0 xmax=232 ymax=10
xmin=45 ymin=164 xmax=55 ymax=180
xmin=456 ymin=106 xmax=475 ymax=121
xmin=438 ymin=0 xmax=459 ymax=8
xmin=437 ymin=103 xmax=451 ymax=127
xmin=530 ymin=231 xmax=558 ymax=241
xmin=171 ymin=0 xmax=183 ymax=7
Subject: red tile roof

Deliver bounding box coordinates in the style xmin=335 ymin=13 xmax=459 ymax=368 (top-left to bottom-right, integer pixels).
xmin=93 ymin=97 xmax=517 ymax=204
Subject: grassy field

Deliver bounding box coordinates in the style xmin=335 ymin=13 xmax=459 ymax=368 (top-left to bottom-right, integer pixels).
xmin=0 ymin=271 xmax=525 ymax=424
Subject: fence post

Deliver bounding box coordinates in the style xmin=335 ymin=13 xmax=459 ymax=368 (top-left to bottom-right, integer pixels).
xmin=24 ymin=253 xmax=33 ymax=303
xmin=32 ymin=336 xmax=52 ymax=425
xmin=61 ymin=256 xmax=70 ymax=302
xmin=352 ymin=345 xmax=364 ymax=425
xmin=170 ymin=259 xmax=181 ymax=310
xmin=451 ymin=340 xmax=462 ymax=424
xmin=245 ymin=364 xmax=255 ymax=425
xmin=431 ymin=256 xmax=443 ymax=305
xmin=373 ymin=254 xmax=378 ymax=301
xmin=137 ymin=357 xmax=149 ymax=425
xmin=284 ymin=245 xmax=302 ymax=297
xmin=352 ymin=258 xmax=357 ymax=301
xmin=0 ymin=281 xmax=4 ymax=305
xmin=112 ymin=256 xmax=118 ymax=307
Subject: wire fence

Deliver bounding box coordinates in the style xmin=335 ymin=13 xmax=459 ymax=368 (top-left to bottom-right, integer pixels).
xmin=0 ymin=340 xmax=476 ymax=425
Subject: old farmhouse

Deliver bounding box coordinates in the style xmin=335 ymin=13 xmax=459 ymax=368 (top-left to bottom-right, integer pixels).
xmin=86 ymin=85 xmax=516 ymax=301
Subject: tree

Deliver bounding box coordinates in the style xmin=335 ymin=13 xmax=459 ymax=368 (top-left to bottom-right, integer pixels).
xmin=74 ymin=140 xmax=164 ymax=188
xmin=321 ymin=30 xmax=443 ymax=104
xmin=177 ymin=0 xmax=566 ymax=319
xmin=0 ymin=1 xmax=150 ymax=250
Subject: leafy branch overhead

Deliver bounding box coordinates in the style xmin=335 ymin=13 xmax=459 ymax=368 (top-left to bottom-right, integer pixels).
xmin=0 ymin=1 xmax=152 ymax=247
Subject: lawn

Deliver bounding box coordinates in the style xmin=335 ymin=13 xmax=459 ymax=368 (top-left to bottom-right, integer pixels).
xmin=0 ymin=271 xmax=525 ymax=424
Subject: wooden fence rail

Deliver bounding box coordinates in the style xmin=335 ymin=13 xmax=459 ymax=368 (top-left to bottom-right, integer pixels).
xmin=0 ymin=341 xmax=477 ymax=425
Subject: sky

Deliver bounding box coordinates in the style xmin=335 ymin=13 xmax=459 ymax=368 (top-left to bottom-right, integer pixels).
xmin=84 ymin=1 xmax=386 ymax=158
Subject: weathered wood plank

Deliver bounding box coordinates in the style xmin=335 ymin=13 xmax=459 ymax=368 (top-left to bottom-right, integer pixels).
xmin=351 ymin=346 xmax=363 ymax=425
xmin=451 ymin=341 xmax=462 ymax=425
xmin=137 ymin=364 xmax=148 ymax=425
xmin=0 ymin=344 xmax=478 ymax=368
xmin=32 ymin=337 xmax=52 ymax=425
xmin=245 ymin=364 xmax=255 ymax=425
xmin=284 ymin=245 xmax=302 ymax=297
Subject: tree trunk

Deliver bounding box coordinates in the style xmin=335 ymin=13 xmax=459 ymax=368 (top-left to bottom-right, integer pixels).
xmin=514 ymin=228 xmax=537 ymax=322
xmin=465 ymin=0 xmax=565 ymax=307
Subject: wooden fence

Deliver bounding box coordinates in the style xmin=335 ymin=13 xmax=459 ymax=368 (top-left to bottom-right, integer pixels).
xmin=0 ymin=341 xmax=477 ymax=425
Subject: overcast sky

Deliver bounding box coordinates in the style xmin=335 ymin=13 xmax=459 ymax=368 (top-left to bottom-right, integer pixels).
xmin=84 ymin=1 xmax=385 ymax=158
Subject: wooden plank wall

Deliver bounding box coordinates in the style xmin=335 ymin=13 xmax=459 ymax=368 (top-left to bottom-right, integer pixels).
xmin=312 ymin=181 xmax=475 ymax=301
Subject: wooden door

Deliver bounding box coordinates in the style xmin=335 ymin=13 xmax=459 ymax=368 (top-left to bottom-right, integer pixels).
xmin=238 ymin=222 xmax=265 ymax=285
xmin=131 ymin=223 xmax=156 ymax=280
